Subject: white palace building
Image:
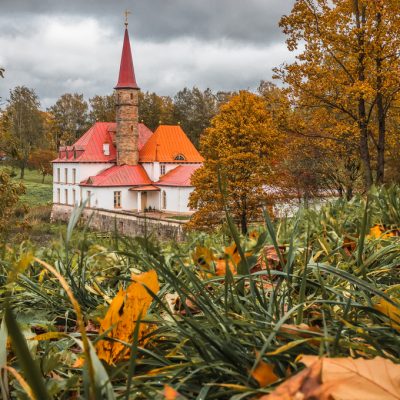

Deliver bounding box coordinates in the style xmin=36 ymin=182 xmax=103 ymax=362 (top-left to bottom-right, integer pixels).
xmin=52 ymin=24 xmax=203 ymax=216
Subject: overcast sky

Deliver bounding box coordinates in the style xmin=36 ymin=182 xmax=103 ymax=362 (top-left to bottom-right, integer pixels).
xmin=0 ymin=0 xmax=296 ymax=109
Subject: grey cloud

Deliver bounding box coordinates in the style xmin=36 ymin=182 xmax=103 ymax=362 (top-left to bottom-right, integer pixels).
xmin=0 ymin=1 xmax=297 ymax=108
xmin=1 ymin=0 xmax=294 ymax=44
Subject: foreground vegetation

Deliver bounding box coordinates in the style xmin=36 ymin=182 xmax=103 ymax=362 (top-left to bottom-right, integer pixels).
xmin=0 ymin=186 xmax=399 ymax=399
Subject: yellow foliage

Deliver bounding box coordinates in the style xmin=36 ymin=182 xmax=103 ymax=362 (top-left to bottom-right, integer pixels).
xmin=367 ymin=225 xmax=395 ymax=240
xmin=96 ymin=270 xmax=160 ymax=365
xmin=374 ymin=298 xmax=400 ymax=332
xmin=187 ymin=90 xmax=283 ymax=233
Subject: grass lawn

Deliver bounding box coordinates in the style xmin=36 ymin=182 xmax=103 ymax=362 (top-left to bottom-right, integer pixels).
xmin=166 ymin=215 xmax=191 ymax=221
xmin=1 ymin=166 xmax=53 ymax=207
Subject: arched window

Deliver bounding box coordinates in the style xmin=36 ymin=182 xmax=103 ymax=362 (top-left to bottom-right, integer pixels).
xmin=162 ymin=191 xmax=167 ymax=210
xmin=174 ymin=154 xmax=186 ymax=161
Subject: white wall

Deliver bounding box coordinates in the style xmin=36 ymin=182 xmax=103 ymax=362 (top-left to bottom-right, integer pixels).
xmin=83 ymin=187 xmax=137 ymax=211
xmin=158 ymin=186 xmax=194 ymax=213
xmin=52 ymin=162 xmax=114 ymax=205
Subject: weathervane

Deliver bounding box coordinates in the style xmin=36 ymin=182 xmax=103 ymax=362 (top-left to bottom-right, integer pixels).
xmin=124 ymin=9 xmax=131 ymax=27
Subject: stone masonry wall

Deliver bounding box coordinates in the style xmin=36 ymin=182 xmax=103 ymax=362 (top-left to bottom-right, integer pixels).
xmin=115 ymin=88 xmax=139 ymax=165
xmin=51 ymin=205 xmax=186 ymax=242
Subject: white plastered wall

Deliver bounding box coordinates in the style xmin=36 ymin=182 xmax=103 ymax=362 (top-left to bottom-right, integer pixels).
xmin=158 ymin=186 xmax=194 ymax=213
xmin=53 ymin=162 xmax=114 ymax=206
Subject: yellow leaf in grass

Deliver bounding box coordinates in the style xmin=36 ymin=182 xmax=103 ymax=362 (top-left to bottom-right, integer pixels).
xmin=96 ymin=270 xmax=159 ymax=365
xmin=374 ymin=298 xmax=400 ymax=332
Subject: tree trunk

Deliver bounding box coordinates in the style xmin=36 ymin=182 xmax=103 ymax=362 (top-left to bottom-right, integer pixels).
xmin=240 ymin=211 xmax=248 ymax=235
xmin=354 ymin=0 xmax=373 ymax=189
xmin=20 ymin=166 xmax=25 ymax=179
xmin=346 ymin=186 xmax=354 ymax=201
xmin=375 ymin=11 xmax=385 ymax=185
xmin=42 ymin=174 xmax=46 ymax=184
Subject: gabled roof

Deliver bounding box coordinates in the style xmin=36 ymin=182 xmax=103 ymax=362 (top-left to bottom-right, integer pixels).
xmin=156 ymin=165 xmax=201 ymax=187
xmin=80 ymin=165 xmax=151 ymax=187
xmin=139 ymin=125 xmax=204 ymax=163
xmin=53 ymin=122 xmax=153 ymax=163
xmin=115 ymin=28 xmax=138 ymax=89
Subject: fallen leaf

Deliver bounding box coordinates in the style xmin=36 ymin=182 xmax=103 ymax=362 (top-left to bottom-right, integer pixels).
xmin=263 ymin=356 xmax=400 ymax=400
xmin=367 ymin=225 xmax=395 ymax=240
xmin=72 ymin=357 xmax=85 ymax=368
xmin=260 ymin=359 xmax=324 ymax=400
xmin=374 ymin=298 xmax=400 ymax=332
xmin=164 ymin=385 xmax=179 ymax=399
xmin=302 ymin=355 xmax=400 ymax=400
xmin=192 ymin=246 xmax=216 ymax=276
xmin=252 ymin=353 xmax=279 ymax=387
xmin=96 ymin=270 xmax=160 ymax=364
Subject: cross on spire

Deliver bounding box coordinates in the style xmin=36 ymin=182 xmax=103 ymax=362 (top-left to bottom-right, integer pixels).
xmin=124 ymin=9 xmax=131 ymax=27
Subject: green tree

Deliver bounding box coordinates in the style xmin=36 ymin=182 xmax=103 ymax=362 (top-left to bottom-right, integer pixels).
xmin=138 ymin=91 xmax=175 ymax=131
xmin=173 ymin=87 xmax=219 ymax=148
xmin=48 ymin=93 xmax=89 ymax=147
xmin=188 ymin=91 xmax=282 ymax=234
xmin=0 ymin=86 xmax=44 ymax=179
xmin=89 ymin=94 xmax=115 ymax=123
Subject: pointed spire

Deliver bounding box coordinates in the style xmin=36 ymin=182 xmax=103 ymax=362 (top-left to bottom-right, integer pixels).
xmin=115 ymin=27 xmax=139 ymax=89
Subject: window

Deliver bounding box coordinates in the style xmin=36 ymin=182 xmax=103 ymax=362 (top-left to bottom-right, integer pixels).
xmin=65 ymin=189 xmax=68 ymax=205
xmin=114 ymin=191 xmax=121 ymax=208
xmin=57 ymin=168 xmax=60 ymax=183
xmin=87 ymin=191 xmax=91 ymax=208
xmin=103 ymin=143 xmax=110 ymax=156
xmin=174 ymin=154 xmax=186 ymax=161
xmin=57 ymin=188 xmax=60 ymax=203
xmin=72 ymin=189 xmax=76 ymax=205
xmin=72 ymin=168 xmax=76 ymax=184
xmin=64 ymin=168 xmax=68 ymax=183
xmin=130 ymin=93 xmax=133 ymax=100
xmin=162 ymin=191 xmax=167 ymax=210
xmin=160 ymin=164 xmax=166 ymax=176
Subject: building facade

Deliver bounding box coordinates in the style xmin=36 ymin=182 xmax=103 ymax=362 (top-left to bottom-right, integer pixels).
xmin=52 ymin=25 xmax=203 ymax=215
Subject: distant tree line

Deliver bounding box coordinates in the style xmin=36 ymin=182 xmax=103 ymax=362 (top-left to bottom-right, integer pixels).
xmin=46 ymin=87 xmax=234 ymax=150
xmin=0 ymin=86 xmax=233 ymax=178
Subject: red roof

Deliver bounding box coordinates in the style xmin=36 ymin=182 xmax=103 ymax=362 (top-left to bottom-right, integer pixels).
xmin=80 ymin=165 xmax=151 ymax=187
xmin=156 ymin=165 xmax=201 ymax=187
xmin=139 ymin=125 xmax=204 ymax=163
xmin=115 ymin=28 xmax=138 ymax=89
xmin=54 ymin=122 xmax=152 ymax=163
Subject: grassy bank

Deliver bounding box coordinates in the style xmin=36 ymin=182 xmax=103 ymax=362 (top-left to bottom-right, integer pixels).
xmin=0 ymin=187 xmax=399 ymax=399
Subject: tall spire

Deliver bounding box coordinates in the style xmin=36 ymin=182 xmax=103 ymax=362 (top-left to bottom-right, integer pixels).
xmin=115 ymin=23 xmax=138 ymax=89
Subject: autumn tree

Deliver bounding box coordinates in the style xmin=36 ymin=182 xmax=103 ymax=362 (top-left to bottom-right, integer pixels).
xmin=0 ymin=86 xmax=44 ymax=178
xmin=0 ymin=170 xmax=25 ymax=245
xmin=89 ymin=94 xmax=115 ymax=123
xmin=276 ymin=0 xmax=400 ymax=189
xmin=188 ymin=91 xmax=282 ymax=234
xmin=48 ymin=93 xmax=89 ymax=147
xmin=28 ymin=149 xmax=57 ymax=183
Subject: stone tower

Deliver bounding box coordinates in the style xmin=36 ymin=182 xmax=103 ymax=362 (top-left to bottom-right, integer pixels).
xmin=115 ymin=25 xmax=140 ymax=165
